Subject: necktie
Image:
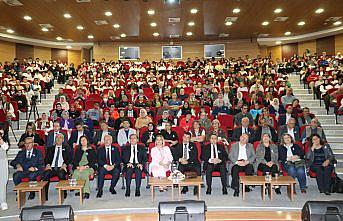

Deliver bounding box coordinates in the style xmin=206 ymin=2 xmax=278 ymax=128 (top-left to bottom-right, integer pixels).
xmin=28 ymin=151 xmax=31 ymax=159
xmin=213 ymin=145 xmax=218 ymax=159
xmin=106 ymin=148 xmax=111 ymax=165
xmin=133 ymin=146 xmax=136 ymax=164
xmin=245 ymin=128 xmax=248 ymax=134
xmin=183 ymin=144 xmax=188 ymax=159
xmin=54 ymin=147 xmax=60 ymax=168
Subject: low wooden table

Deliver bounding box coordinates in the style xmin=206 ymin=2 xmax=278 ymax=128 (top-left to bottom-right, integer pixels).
xmin=13 ymin=181 xmax=48 ymax=209
xmin=55 ymin=180 xmax=85 ymax=205
xmin=269 ymin=176 xmax=297 ymax=201
xmin=148 ymin=176 xmax=203 ymax=202
xmin=240 ymin=176 xmax=266 ymax=201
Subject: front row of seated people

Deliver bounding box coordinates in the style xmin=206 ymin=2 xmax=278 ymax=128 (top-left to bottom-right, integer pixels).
xmin=10 ymin=131 xmax=335 ymax=201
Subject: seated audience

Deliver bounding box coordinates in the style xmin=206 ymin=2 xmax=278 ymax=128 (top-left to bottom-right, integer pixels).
xmin=46 ymin=121 xmax=67 ymax=149
xmin=117 ymin=120 xmax=136 ymax=146
xmin=68 ymin=121 xmax=93 ymax=148
xmin=234 ymin=104 xmax=254 ymax=126
xmin=278 ymin=118 xmax=300 ymax=142
xmin=301 ymin=118 xmax=326 ymax=144
xmin=179 ymin=113 xmax=194 ymax=132
xmin=93 ymin=120 xmax=117 ymax=146
xmin=232 ymin=117 xmax=256 ymax=143
xmin=135 ymin=108 xmax=152 ymax=130
xmin=189 ymin=120 xmax=206 ymax=143
xmin=141 ymin=122 xmax=157 ymax=147
xmin=160 ymin=122 xmax=179 ymax=147
xmin=206 ymin=119 xmax=228 ymax=142
xmin=18 ymin=122 xmax=45 ymax=147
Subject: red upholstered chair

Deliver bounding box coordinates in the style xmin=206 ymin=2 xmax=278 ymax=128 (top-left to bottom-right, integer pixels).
xmin=172 ymin=126 xmax=185 ymax=143
xmin=217 ymin=114 xmax=234 ymax=131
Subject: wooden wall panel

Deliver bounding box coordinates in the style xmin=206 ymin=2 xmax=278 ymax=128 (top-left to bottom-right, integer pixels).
xmin=140 ymin=43 xmax=161 ymax=61
xmin=226 ymin=39 xmax=260 ymax=58
xmin=267 ymin=46 xmax=282 ymax=61
xmin=81 ymin=48 xmax=91 ymax=63
xmin=68 ymin=50 xmax=81 ymax=66
xmin=51 ymin=48 xmax=68 ymax=63
xmin=16 ymin=43 xmax=34 ymax=62
xmin=182 ymin=43 xmax=203 ymax=59
xmin=259 ymin=46 xmax=268 ymax=58
xmin=0 ymin=40 xmax=15 ymax=63
xmin=282 ymin=43 xmax=298 ymax=59
xmin=335 ymin=33 xmax=343 ymax=54
xmin=33 ymin=46 xmax=51 ymax=61
xmin=298 ymin=40 xmax=316 ymax=56
xmin=93 ymin=42 xmax=116 ymax=62
xmin=316 ymin=36 xmax=335 ymax=55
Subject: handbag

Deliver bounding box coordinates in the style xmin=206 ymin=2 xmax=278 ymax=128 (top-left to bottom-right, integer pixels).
xmin=287 ymin=159 xmax=305 ymax=168
xmin=184 ymin=171 xmax=198 ymax=179
xmin=331 ymin=173 xmax=343 ymax=194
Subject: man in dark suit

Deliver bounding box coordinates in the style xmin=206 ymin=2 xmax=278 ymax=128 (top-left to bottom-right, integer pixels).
xmin=46 ymin=121 xmax=67 ymax=149
xmin=172 ymin=132 xmax=201 ymax=195
xmin=68 ymin=121 xmax=93 ymax=149
xmin=10 ymin=137 xmax=44 ymax=200
xmin=93 ymin=121 xmax=117 ymax=146
xmin=125 ymin=103 xmax=137 ymax=118
xmin=229 ymin=134 xmax=255 ymax=197
xmin=278 ymin=118 xmax=300 ymax=142
xmin=96 ymin=135 xmax=121 ymax=198
xmin=121 ymin=134 xmax=147 ymax=197
xmin=42 ymin=134 xmax=71 ymax=200
xmin=201 ymin=134 xmax=228 ymax=195
xmin=231 ymin=117 xmax=256 ymax=143
xmin=278 ymin=104 xmax=297 ymax=126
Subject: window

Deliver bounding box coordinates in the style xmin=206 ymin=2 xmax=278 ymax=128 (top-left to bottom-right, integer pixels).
xmin=162 ymin=46 xmax=182 ymax=59
xmin=204 ymin=44 xmax=225 ymax=58
xmin=119 ymin=46 xmax=140 ymax=60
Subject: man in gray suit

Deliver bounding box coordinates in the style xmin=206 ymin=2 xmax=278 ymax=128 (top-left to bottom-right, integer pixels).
xmin=278 ymin=118 xmax=300 ymax=142
xmin=229 ymin=133 xmax=255 ymax=197
xmin=93 ymin=121 xmax=117 ymax=146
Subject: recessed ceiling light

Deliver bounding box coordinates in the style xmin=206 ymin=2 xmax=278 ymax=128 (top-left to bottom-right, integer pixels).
xmin=76 ymin=25 xmax=84 ymax=30
xmin=334 ymin=21 xmax=342 ymax=26
xmin=150 ymin=22 xmax=157 ymax=27
xmin=56 ymin=36 xmax=63 ymax=41
xmin=262 ymin=21 xmax=269 ymax=26
xmin=88 ymin=35 xmax=94 ymax=39
xmin=276 ymin=41 xmax=282 ymax=44
xmin=120 ymin=33 xmax=126 ymax=38
xmin=232 ymin=8 xmax=240 ymax=14
xmin=64 ymin=13 xmax=71 ymax=19
xmin=284 ymin=31 xmax=291 ymax=35
xmin=6 ymin=29 xmax=14 ymax=34
xmin=315 ymin=8 xmax=324 ymax=14
xmin=188 ymin=21 xmax=195 ymax=26
xmin=147 ymin=9 xmax=155 ymax=15
xmin=225 ymin=21 xmax=233 ymax=26
xmin=186 ymin=32 xmax=193 ymax=36
xmin=274 ymin=8 xmax=282 ymax=13
xmin=66 ymin=46 xmax=72 ymax=49
xmin=190 ymin=8 xmax=198 ymax=14
xmin=105 ymin=11 xmax=112 ymax=16
xmin=23 ymin=16 xmax=32 ymax=21
xmin=153 ymin=32 xmax=159 ymax=37
xmin=41 ymin=27 xmax=49 ymax=32
xmin=113 ymin=24 xmax=120 ymax=28
xmin=298 ymin=21 xmax=305 ymax=26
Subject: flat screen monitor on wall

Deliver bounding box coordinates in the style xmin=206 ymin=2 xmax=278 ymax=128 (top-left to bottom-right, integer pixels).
xmin=204 ymin=44 xmax=225 ymax=58
xmin=119 ymin=46 xmax=140 ymax=60
xmin=162 ymin=46 xmax=182 ymax=59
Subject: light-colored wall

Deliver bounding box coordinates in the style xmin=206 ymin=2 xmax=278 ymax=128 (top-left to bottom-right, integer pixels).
xmin=33 ymin=46 xmax=51 ymax=61
xmin=335 ymin=33 xmax=343 ymax=54
xmin=68 ymin=50 xmax=82 ymax=66
xmin=226 ymin=39 xmax=260 ymax=58
xmin=298 ymin=40 xmax=316 ymax=56
xmin=0 ymin=40 xmax=16 ymax=63
xmin=267 ymin=45 xmax=282 ymax=61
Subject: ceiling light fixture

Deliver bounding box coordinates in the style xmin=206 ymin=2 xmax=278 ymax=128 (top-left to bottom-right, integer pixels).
xmin=23 ymin=16 xmax=32 ymax=21
xmin=232 ymin=8 xmax=240 ymax=14
xmin=56 ymin=36 xmax=63 ymax=41
xmin=147 ymin=9 xmax=155 ymax=15
xmin=188 ymin=21 xmax=195 ymax=26
xmin=66 ymin=46 xmax=72 ymax=49
xmin=186 ymin=32 xmax=193 ymax=36
xmin=190 ymin=8 xmax=198 ymax=14
xmin=120 ymin=33 xmax=126 ymax=38
xmin=262 ymin=21 xmax=269 ymax=26
xmin=153 ymin=32 xmax=159 ymax=37
xmin=274 ymin=8 xmax=282 ymax=13
xmin=334 ymin=21 xmax=342 ymax=26
xmin=225 ymin=21 xmax=233 ymax=26
xmin=298 ymin=21 xmax=305 ymax=26
xmin=315 ymin=8 xmax=324 ymax=14
xmin=6 ymin=29 xmax=14 ymax=34
xmin=113 ymin=24 xmax=120 ymax=28
xmin=64 ymin=13 xmax=71 ymax=19
xmin=284 ymin=31 xmax=291 ymax=35
xmin=88 ymin=35 xmax=94 ymax=39
xmin=150 ymin=22 xmax=157 ymax=27
xmin=105 ymin=11 xmax=112 ymax=16
xmin=276 ymin=41 xmax=282 ymax=44
xmin=41 ymin=27 xmax=49 ymax=32
xmin=77 ymin=25 xmax=84 ymax=30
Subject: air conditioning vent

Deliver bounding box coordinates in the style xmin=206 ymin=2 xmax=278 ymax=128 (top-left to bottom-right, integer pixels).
xmin=326 ymin=17 xmax=342 ymax=22
xmin=2 ymin=0 xmax=23 ymax=6
xmin=76 ymin=0 xmax=91 ymax=2
xmin=169 ymin=34 xmax=180 ymax=38
xmin=225 ymin=17 xmax=238 ymax=22
xmin=94 ymin=20 xmax=108 ymax=25
xmin=274 ymin=17 xmax=288 ymax=22
xmin=219 ymin=33 xmax=230 ymax=38
xmin=168 ymin=17 xmax=180 ymax=23
xmin=39 ymin=24 xmax=54 ymax=28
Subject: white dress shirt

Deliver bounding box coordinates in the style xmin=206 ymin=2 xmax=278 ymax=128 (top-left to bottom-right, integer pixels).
xmin=105 ymin=145 xmax=112 ymax=166
xmin=51 ymin=146 xmax=63 ymax=168
xmin=76 ymin=131 xmax=84 ymax=144
xmin=237 ymin=143 xmax=248 ymax=161
xmin=287 ymin=127 xmax=295 ymax=140
xmin=209 ymin=144 xmax=218 ymax=163
xmin=129 ymin=145 xmax=138 ymax=164
xmin=182 ymin=143 xmax=189 ymax=160
xmin=286 ymin=113 xmax=291 ymax=124
xmin=101 ymin=131 xmax=109 ymax=143
xmin=241 ymin=127 xmax=249 ymax=135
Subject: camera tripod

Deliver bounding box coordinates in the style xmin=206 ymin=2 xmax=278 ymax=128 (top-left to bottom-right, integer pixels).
xmin=6 ymin=118 xmax=17 ymax=142
xmin=27 ymin=101 xmax=39 ymax=125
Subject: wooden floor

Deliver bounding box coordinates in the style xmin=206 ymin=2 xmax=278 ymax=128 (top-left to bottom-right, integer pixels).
xmin=74 ymin=211 xmax=301 ymax=221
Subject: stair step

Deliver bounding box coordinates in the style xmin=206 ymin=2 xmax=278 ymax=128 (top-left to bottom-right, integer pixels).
xmin=322 ymin=125 xmax=343 ymax=130
xmin=326 ymin=136 xmax=343 ymax=143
